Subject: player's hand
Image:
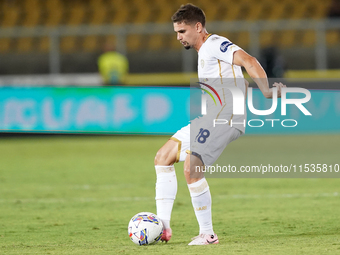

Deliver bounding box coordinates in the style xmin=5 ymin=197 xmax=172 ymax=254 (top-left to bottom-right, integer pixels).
xmin=273 ymin=82 xmax=286 ymax=98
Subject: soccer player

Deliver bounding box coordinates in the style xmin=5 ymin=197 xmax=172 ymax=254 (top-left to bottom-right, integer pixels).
xmin=154 ymin=4 xmax=285 ymax=245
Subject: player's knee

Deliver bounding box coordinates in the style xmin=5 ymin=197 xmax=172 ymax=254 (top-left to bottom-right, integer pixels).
xmin=154 ymin=149 xmax=163 ymax=165
xmin=183 ymin=158 xmax=191 ymax=177
xmin=183 ymin=166 xmax=190 ymax=179
xmin=184 ymin=154 xmax=204 ymax=182
xmin=154 ymin=148 xmax=176 ymax=166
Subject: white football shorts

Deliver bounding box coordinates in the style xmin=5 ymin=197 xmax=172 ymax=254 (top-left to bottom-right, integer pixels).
xmin=171 ymin=110 xmax=243 ymax=166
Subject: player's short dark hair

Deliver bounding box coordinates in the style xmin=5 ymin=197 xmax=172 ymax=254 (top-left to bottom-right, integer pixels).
xmin=171 ymin=4 xmax=206 ymax=27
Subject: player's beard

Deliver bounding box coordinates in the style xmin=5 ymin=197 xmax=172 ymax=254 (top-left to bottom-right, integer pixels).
xmin=183 ymin=33 xmax=199 ymax=50
xmin=184 ymin=33 xmax=199 ymax=50
xmin=181 ymin=41 xmax=191 ymax=50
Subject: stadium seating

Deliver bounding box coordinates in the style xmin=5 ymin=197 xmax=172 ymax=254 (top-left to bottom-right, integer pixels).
xmin=0 ymin=0 xmax=337 ymax=53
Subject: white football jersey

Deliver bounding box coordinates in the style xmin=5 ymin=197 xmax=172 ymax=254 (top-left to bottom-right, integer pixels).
xmin=197 ymin=34 xmax=247 ymax=133
xmin=198 ymin=34 xmax=243 ymax=80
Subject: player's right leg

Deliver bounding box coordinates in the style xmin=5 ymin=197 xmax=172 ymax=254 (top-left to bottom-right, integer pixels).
xmin=154 ymin=124 xmax=190 ymax=242
xmin=154 ymin=139 xmax=179 ymax=243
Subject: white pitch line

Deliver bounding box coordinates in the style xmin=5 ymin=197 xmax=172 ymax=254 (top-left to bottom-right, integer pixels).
xmin=0 ymin=192 xmax=338 ymax=204
xmin=217 ymin=192 xmax=339 ymax=199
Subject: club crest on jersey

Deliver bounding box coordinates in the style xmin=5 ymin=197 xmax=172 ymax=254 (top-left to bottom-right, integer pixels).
xmin=220 ymin=41 xmax=233 ymax=52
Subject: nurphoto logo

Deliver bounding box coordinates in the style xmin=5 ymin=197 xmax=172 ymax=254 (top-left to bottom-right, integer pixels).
xmin=200 ymin=85 xmax=312 ymax=128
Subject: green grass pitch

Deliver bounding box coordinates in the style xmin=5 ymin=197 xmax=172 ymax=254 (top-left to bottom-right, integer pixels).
xmin=0 ymin=134 xmax=340 ymax=254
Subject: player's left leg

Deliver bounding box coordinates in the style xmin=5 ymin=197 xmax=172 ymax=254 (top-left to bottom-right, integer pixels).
xmin=184 ymin=154 xmax=219 ymax=245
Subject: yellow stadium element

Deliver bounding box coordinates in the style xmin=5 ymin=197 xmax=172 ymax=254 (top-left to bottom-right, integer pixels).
xmin=60 ymin=36 xmax=77 ymax=53
xmin=38 ymin=37 xmax=50 ymax=53
xmin=89 ymin=0 xmax=107 ymax=25
xmin=16 ymin=37 xmax=33 ymax=52
xmin=1 ymin=1 xmax=20 ymax=27
xmin=289 ymin=1 xmax=308 ymax=20
xmin=132 ymin=0 xmax=154 ymax=24
xmin=301 ymin=30 xmax=316 ymax=47
xmin=327 ymin=31 xmax=340 ymax=46
xmin=45 ymin=0 xmax=63 ymax=26
xmin=121 ymin=69 xmax=340 ymax=86
xmin=267 ymin=2 xmax=287 ymax=20
xmin=154 ymin=0 xmax=175 ymax=23
xmin=66 ymin=1 xmax=86 ymax=26
xmin=236 ymin=32 xmax=249 ymax=49
xmin=83 ymin=36 xmax=98 ymax=52
xmin=314 ymin=0 xmax=332 ymax=19
xmin=98 ymin=51 xmax=129 ymax=85
xmin=0 ymin=38 xmax=11 ymax=53
xmin=22 ymin=0 xmax=41 ymax=27
xmin=246 ymin=2 xmax=265 ymax=21
xmin=126 ymin=34 xmax=144 ymax=52
xmin=279 ymin=30 xmax=296 ymax=48
xmin=0 ymin=0 xmax=338 ymax=53
xmin=148 ymin=34 xmax=165 ymax=51
xmin=103 ymin=35 xmax=117 ymax=47
xmin=169 ymin=35 xmax=182 ymax=50
xmin=0 ymin=0 xmax=336 ymax=27
xmin=260 ymin=31 xmax=276 ymax=48
xmin=111 ymin=0 xmax=130 ymax=24
xmin=125 ymin=72 xmax=196 ymax=86
xmin=285 ymin=69 xmax=340 ymax=80
xmin=222 ymin=1 xmax=242 ymax=21
xmin=197 ymin=0 xmax=219 ymax=22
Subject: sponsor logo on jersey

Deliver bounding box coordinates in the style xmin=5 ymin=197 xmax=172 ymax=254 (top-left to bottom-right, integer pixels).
xmin=201 ymin=59 xmax=205 ymax=68
xmin=220 ymin=41 xmax=233 ymax=52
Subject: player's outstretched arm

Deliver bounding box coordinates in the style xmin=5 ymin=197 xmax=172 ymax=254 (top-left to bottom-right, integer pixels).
xmin=232 ymin=49 xmax=285 ymax=98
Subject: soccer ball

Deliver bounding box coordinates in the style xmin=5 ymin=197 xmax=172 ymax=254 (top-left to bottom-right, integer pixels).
xmin=128 ymin=212 xmax=163 ymax=246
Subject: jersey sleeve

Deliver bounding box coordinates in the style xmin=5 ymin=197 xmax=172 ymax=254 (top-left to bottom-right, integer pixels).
xmin=207 ymin=37 xmax=242 ymax=65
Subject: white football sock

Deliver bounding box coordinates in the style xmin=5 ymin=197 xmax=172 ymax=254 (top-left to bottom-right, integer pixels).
xmin=155 ymin=165 xmax=177 ymax=230
xmin=188 ymin=178 xmax=214 ymax=235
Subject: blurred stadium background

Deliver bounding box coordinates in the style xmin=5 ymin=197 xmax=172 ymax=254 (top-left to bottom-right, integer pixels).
xmin=0 ymin=0 xmax=340 ymax=78
xmin=0 ymin=0 xmax=339 ymax=134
